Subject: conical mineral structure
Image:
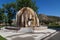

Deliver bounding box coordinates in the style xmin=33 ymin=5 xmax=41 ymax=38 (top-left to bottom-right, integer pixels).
xmin=16 ymin=7 xmax=39 ymax=27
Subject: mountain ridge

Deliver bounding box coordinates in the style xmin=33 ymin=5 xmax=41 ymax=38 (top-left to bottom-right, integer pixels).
xmin=38 ymin=14 xmax=60 ymax=22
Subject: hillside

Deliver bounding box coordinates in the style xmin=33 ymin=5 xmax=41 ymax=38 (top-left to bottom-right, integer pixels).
xmin=38 ymin=14 xmax=60 ymax=22
xmin=38 ymin=14 xmax=60 ymax=25
xmin=47 ymin=16 xmax=60 ymax=21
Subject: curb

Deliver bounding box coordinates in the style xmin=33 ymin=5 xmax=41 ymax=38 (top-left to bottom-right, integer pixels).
xmin=41 ymin=31 xmax=58 ymax=40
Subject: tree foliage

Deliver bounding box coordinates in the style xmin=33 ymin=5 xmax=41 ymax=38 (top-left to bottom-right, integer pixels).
xmin=3 ymin=4 xmax=14 ymax=25
xmin=0 ymin=0 xmax=38 ymax=25
xmin=16 ymin=0 xmax=38 ymax=12
xmin=0 ymin=8 xmax=5 ymax=23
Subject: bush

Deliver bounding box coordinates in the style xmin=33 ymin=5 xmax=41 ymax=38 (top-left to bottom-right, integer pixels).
xmin=48 ymin=22 xmax=59 ymax=26
xmin=48 ymin=25 xmax=60 ymax=28
xmin=0 ymin=26 xmax=4 ymax=28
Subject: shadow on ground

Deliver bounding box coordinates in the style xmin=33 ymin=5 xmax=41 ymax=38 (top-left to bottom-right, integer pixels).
xmin=48 ymin=28 xmax=60 ymax=31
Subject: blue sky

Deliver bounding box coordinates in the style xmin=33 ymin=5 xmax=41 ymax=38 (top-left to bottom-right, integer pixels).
xmin=0 ymin=0 xmax=60 ymax=17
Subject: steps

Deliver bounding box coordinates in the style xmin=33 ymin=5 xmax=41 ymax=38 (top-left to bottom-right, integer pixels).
xmin=34 ymin=26 xmax=48 ymax=30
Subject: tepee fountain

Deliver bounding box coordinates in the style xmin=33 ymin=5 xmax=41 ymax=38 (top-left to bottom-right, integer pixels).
xmin=16 ymin=7 xmax=39 ymax=28
xmin=16 ymin=7 xmax=40 ymax=33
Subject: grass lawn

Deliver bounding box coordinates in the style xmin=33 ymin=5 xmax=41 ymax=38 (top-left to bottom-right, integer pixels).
xmin=0 ymin=36 xmax=6 ymax=40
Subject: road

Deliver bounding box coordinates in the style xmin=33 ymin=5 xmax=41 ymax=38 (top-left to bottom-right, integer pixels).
xmin=43 ymin=28 xmax=60 ymax=40
xmin=48 ymin=31 xmax=60 ymax=40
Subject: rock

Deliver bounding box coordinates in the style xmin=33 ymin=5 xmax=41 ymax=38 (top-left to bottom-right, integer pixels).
xmin=16 ymin=7 xmax=39 ymax=27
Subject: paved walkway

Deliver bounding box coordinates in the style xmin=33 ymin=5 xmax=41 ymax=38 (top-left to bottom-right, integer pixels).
xmin=48 ymin=31 xmax=60 ymax=40
xmin=48 ymin=28 xmax=60 ymax=40
xmin=0 ymin=29 xmax=56 ymax=40
xmin=42 ymin=28 xmax=60 ymax=40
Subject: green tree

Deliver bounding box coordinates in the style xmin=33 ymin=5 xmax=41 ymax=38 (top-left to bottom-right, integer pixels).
xmin=0 ymin=8 xmax=5 ymax=24
xmin=16 ymin=0 xmax=38 ymax=12
xmin=2 ymin=0 xmax=38 ymax=25
xmin=3 ymin=4 xmax=13 ymax=26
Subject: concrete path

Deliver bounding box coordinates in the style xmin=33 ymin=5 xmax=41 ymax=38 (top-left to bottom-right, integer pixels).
xmin=0 ymin=29 xmax=56 ymax=40
xmin=48 ymin=31 xmax=60 ymax=40
xmin=42 ymin=28 xmax=60 ymax=40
